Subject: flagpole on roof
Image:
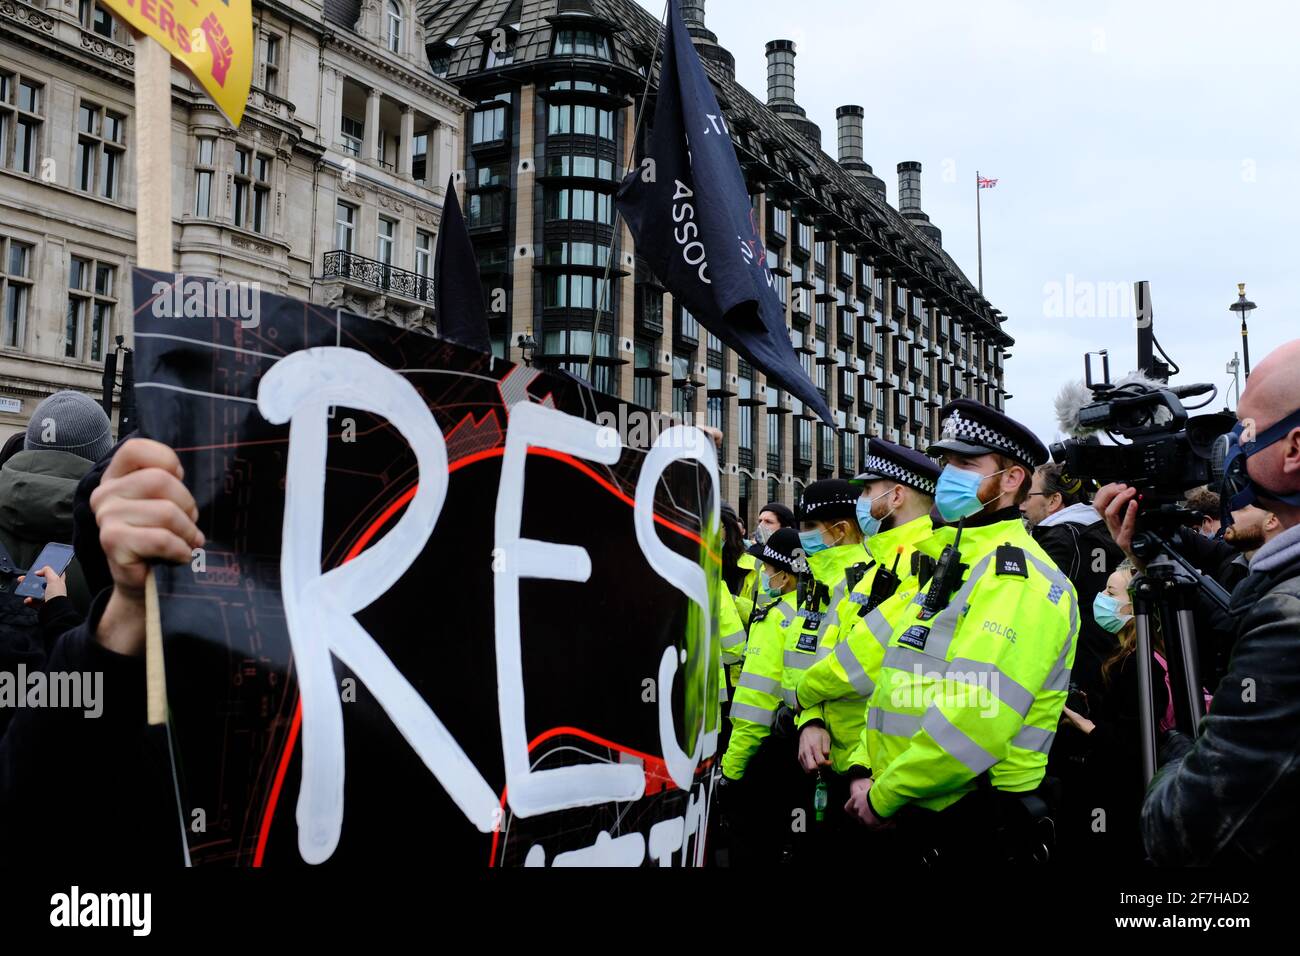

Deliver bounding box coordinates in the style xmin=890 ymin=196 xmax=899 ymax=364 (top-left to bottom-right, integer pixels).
xmin=976 ymin=168 xmax=983 ymax=294
xmin=584 ymin=0 xmax=670 ymax=387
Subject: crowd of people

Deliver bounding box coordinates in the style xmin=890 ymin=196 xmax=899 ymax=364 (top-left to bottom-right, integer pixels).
xmin=0 ymin=337 xmax=1298 ymax=867
xmin=710 ymin=338 xmax=1300 ymax=866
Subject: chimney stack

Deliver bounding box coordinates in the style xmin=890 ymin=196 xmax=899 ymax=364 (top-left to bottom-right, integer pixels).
xmin=681 ymin=0 xmax=707 ymax=32
xmin=896 ymin=161 xmax=942 ymax=246
xmin=836 ymin=105 xmax=886 ymax=202
xmin=897 ymin=161 xmax=922 ymax=215
xmin=765 ymin=39 xmax=797 ymax=107
xmin=680 ymin=0 xmax=734 ymax=78
xmin=836 ymin=104 xmax=864 ymax=165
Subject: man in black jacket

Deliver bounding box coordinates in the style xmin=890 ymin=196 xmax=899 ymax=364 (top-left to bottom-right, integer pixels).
xmin=1100 ymin=338 xmax=1300 ymax=864
xmin=0 ymin=437 xmax=200 ymax=864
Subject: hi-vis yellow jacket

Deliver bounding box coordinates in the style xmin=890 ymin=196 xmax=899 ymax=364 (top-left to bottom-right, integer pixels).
xmin=795 ymin=514 xmax=936 ymax=713
xmin=852 ymin=516 xmax=1079 ymax=816
xmin=787 ymin=542 xmax=872 ymax=773
xmin=734 ymin=551 xmax=761 ymax=626
xmin=718 ymin=581 xmax=747 ymax=703
xmin=722 ymin=590 xmax=799 ymax=780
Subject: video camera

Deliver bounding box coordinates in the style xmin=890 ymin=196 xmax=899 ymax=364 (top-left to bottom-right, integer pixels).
xmin=1049 ymin=350 xmax=1235 ymax=514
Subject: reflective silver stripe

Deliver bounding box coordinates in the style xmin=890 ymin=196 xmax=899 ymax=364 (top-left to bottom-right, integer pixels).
xmin=834 ymin=640 xmax=876 ymax=697
xmin=921 ymin=553 xmax=994 ymax=660
xmin=720 ymin=628 xmax=746 ymax=651
xmin=783 ymin=688 xmax=798 ymax=707
xmin=945 ymin=657 xmax=1035 ymax=717
xmin=883 ymin=644 xmax=947 ymax=673
xmin=921 ymin=707 xmax=999 ymax=775
xmin=867 ymin=707 xmax=922 ymax=738
xmin=729 ymin=702 xmax=776 ymax=727
xmin=775 ymin=601 xmax=798 ymax=621
xmin=1012 ymin=724 xmax=1056 ymax=755
xmin=784 ymin=647 xmax=830 ymax=669
xmin=737 ymin=672 xmax=781 ymax=696
xmin=1027 ymin=552 xmax=1080 ymax=695
xmin=721 ymin=649 xmax=743 ymax=665
xmin=818 ymin=581 xmax=848 ymax=638
xmin=862 ymin=607 xmax=892 ymax=649
xmin=720 ymin=682 xmax=729 ymax=702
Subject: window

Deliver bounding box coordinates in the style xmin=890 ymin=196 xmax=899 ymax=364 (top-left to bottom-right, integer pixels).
xmin=767 ymin=397 xmax=782 ymax=470
xmin=412 ymin=132 xmax=428 ymax=183
xmin=377 ymin=216 xmax=396 ymax=265
xmin=795 ymin=220 xmax=813 ymax=254
xmin=232 ymin=149 xmax=271 ymax=232
xmin=634 ymin=343 xmax=655 ymax=410
xmin=75 ymin=101 xmax=126 ymax=200
xmin=334 ymin=201 xmax=355 ymax=252
xmin=341 ymin=115 xmax=363 ymax=157
xmin=677 ymin=306 xmax=699 ymax=342
xmin=484 ymin=32 xmax=516 ymax=68
xmin=768 ymin=204 xmax=789 ymax=240
xmin=66 ymin=256 xmax=116 ymax=361
xmin=797 ymin=419 xmax=812 ymax=463
xmin=415 ymin=230 xmax=433 ymax=278
xmin=194 ymin=136 xmax=215 ymax=216
xmin=548 ymin=104 xmax=615 ymax=140
xmin=543 ymin=241 xmax=609 ymax=266
xmin=262 ymin=33 xmax=281 ymax=95
xmin=0 ymin=72 xmax=43 ymax=175
xmin=78 ymin=1 xmax=117 ymax=39
xmin=543 ymin=274 xmax=610 ymax=311
xmin=472 ymin=106 xmax=506 ymax=144
xmin=466 ymin=191 xmax=505 ymax=228
xmin=386 ymin=1 xmax=402 ymax=54
xmin=554 ymin=29 xmax=611 ymax=59
xmin=1 ymin=238 xmax=33 ymax=350
xmin=546 ymin=154 xmax=615 ymax=180
xmin=739 ymin=403 xmax=754 ymax=452
xmin=544 ymin=188 xmax=611 ymax=223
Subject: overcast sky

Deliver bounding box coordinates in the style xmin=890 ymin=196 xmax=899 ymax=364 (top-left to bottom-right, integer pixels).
xmin=634 ymin=0 xmax=1299 ymax=443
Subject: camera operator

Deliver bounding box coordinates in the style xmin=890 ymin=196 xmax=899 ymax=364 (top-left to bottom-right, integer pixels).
xmin=1094 ymin=484 xmax=1249 ymax=688
xmin=1118 ymin=339 xmax=1300 ymax=865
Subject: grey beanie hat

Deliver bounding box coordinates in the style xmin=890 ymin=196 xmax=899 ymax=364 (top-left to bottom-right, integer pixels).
xmin=24 ymin=390 xmax=114 ymax=463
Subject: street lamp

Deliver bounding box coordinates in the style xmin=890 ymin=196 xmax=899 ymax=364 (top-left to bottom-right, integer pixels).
xmin=1229 ymin=283 xmax=1256 ymax=380
xmin=516 ymin=328 xmax=537 ymax=367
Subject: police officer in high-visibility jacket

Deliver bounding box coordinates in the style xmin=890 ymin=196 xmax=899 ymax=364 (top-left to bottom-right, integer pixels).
xmin=788 ymin=480 xmax=873 ymax=781
xmin=718 ymin=528 xmax=805 ymax=865
xmin=795 ymin=439 xmax=940 ymax=724
xmin=844 ymin=400 xmax=1079 ymax=862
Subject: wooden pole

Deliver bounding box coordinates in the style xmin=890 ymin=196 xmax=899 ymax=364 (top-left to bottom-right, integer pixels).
xmin=133 ymin=36 xmax=173 ymax=727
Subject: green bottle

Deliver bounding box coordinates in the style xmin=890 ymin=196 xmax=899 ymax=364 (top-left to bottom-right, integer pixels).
xmin=813 ymin=776 xmax=828 ymax=823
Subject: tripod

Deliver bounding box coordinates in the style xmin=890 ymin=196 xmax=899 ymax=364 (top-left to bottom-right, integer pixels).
xmin=1129 ymin=530 xmax=1228 ymax=784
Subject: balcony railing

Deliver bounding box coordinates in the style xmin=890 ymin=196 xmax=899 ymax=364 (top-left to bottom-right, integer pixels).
xmin=322 ymin=250 xmax=435 ymax=304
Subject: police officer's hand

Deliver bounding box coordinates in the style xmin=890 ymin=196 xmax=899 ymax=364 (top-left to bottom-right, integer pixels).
xmin=797 ymin=724 xmax=831 ymax=773
xmin=1094 ymin=483 xmax=1143 ymax=569
xmin=845 ymin=778 xmax=892 ymax=829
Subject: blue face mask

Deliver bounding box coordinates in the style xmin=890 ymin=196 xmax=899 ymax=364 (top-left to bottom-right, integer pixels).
xmin=798 ymin=529 xmax=829 ymax=556
xmin=761 ymin=569 xmax=785 ymax=598
xmin=855 ymin=490 xmax=895 ymax=538
xmin=935 ymin=466 xmax=1005 ymax=522
xmin=1093 ymin=593 xmax=1132 ymax=634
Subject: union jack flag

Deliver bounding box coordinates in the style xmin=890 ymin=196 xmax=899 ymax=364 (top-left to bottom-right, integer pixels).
xmin=978 ymin=176 xmax=998 ymax=189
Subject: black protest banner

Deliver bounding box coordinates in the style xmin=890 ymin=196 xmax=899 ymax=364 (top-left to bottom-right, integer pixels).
xmin=130 ymin=269 xmax=723 ymax=867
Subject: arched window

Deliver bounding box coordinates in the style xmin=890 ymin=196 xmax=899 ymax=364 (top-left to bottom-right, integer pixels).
xmin=386 ymin=1 xmax=402 ymax=53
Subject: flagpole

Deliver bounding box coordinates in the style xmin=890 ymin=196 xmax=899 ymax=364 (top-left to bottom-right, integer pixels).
xmin=134 ymin=33 xmax=174 ymax=728
xmin=585 ymin=0 xmax=670 ymax=386
xmin=975 ymin=169 xmax=983 ymax=295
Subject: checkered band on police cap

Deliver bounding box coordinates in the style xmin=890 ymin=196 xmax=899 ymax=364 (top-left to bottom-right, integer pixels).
xmin=860 ymin=454 xmax=937 ymax=496
xmin=940 ymin=408 xmax=1038 ymax=467
xmin=798 ymin=487 xmax=860 ymax=518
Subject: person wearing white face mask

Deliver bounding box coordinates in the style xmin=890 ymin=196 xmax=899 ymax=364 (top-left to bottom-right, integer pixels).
xmin=843 ymin=399 xmax=1079 ymax=864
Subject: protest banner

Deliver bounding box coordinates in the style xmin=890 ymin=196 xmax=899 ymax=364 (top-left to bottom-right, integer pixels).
xmin=131 ymin=269 xmax=723 ymax=867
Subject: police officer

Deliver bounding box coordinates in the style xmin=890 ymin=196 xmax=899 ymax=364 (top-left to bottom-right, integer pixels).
xmin=719 ymin=528 xmax=805 ymax=865
xmin=787 ymin=480 xmax=872 ymax=785
xmin=843 ymin=399 xmax=1079 ymax=863
xmin=796 ymin=439 xmax=941 ymax=731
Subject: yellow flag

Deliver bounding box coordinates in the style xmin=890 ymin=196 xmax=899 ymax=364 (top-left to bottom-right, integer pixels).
xmin=103 ymin=0 xmax=253 ymax=127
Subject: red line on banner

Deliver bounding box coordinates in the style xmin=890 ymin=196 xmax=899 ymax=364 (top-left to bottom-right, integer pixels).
xmin=252 ymin=444 xmax=712 ymax=866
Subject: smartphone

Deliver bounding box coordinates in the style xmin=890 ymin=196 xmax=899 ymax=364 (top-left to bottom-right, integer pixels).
xmin=14 ymin=543 xmax=75 ymax=599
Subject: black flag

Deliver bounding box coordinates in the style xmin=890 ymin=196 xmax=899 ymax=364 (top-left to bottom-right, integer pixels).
xmin=617 ymin=0 xmax=833 ymax=425
xmin=434 ymin=174 xmax=491 ymax=352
